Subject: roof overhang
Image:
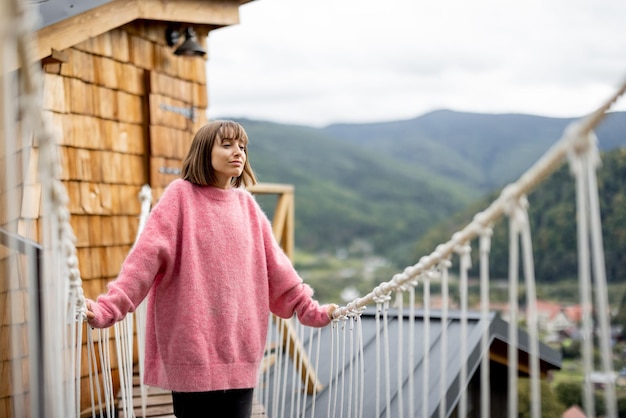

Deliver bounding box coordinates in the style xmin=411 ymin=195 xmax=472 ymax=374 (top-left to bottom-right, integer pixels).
xmin=487 ymin=315 xmax=562 ymax=377
xmin=34 ymin=0 xmax=250 ymax=62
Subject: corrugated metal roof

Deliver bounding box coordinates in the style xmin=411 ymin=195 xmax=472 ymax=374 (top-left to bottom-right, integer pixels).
xmin=263 ymin=309 xmax=561 ymax=418
xmin=32 ymin=0 xmax=113 ymax=30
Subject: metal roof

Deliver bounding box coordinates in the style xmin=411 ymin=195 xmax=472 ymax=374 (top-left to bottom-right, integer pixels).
xmin=33 ymin=0 xmax=113 ymax=30
xmin=31 ymin=0 xmax=253 ymax=31
xmin=263 ymin=309 xmax=561 ymax=418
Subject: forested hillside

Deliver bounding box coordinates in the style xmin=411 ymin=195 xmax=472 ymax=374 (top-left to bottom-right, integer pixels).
xmin=324 ymin=110 xmax=626 ymax=193
xmin=242 ymin=119 xmax=472 ymax=265
xmin=412 ymin=148 xmax=626 ymax=284
xmin=237 ymin=111 xmax=626 ymax=267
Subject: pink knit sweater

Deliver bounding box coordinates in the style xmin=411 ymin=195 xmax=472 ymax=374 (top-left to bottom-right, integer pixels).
xmin=88 ymin=179 xmax=332 ymax=392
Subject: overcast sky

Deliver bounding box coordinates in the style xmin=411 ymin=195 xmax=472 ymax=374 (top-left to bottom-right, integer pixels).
xmin=206 ymin=0 xmax=626 ymax=127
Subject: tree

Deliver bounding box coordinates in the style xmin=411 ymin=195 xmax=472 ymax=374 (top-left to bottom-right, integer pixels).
xmin=561 ymin=339 xmax=581 ymax=359
xmin=554 ymin=381 xmax=582 ymax=409
xmin=518 ymin=378 xmax=565 ymax=418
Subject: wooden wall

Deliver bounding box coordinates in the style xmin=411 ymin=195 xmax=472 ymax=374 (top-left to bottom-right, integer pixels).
xmin=1 ymin=65 xmax=44 ymax=418
xmin=44 ymin=20 xmax=207 ymax=298
xmin=1 ymin=19 xmax=209 ymax=416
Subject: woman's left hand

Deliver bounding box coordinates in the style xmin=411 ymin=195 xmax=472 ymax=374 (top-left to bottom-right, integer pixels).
xmin=326 ymin=304 xmax=339 ymax=320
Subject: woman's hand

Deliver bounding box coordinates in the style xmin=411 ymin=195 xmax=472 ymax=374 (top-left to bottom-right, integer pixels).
xmin=85 ymin=300 xmax=95 ymax=320
xmin=326 ymin=304 xmax=339 ymax=320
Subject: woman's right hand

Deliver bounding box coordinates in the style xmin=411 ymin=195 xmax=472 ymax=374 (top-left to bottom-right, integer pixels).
xmin=86 ymin=300 xmax=95 ymax=321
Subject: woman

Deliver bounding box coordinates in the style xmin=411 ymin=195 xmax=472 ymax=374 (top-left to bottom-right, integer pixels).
xmin=87 ymin=120 xmax=337 ymax=418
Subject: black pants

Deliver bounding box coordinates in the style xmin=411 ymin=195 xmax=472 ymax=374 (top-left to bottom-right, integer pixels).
xmin=172 ymin=388 xmax=254 ymax=418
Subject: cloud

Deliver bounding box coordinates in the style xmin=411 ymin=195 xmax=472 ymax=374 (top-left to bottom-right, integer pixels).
xmin=207 ymin=0 xmax=626 ymax=127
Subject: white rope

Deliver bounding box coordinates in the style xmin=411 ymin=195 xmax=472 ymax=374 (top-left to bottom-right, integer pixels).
xmin=346 ymin=315 xmax=355 ymax=418
xmin=479 ymin=227 xmax=493 ymax=418
xmin=73 ymin=320 xmax=84 ymax=417
xmin=568 ymin=133 xmax=618 ymax=418
xmin=357 ymin=314 xmax=365 ymax=418
xmin=310 ymin=327 xmax=323 ymax=418
xmin=585 ymin=143 xmax=617 ymax=418
xmin=326 ymin=319 xmax=339 ymax=418
xmin=114 ymin=316 xmax=135 ymax=418
xmin=338 ymin=318 xmax=347 ymax=418
xmin=570 ymin=146 xmax=596 ymax=416
xmin=422 ymin=272 xmax=431 ymax=418
xmin=505 ymin=197 xmax=521 ymax=418
xmin=98 ymin=328 xmax=115 ymax=417
xmin=374 ymin=300 xmax=382 ymax=417
xmin=332 ymin=318 xmax=341 ymax=418
xmin=372 ymin=287 xmax=392 ymax=418
xmin=87 ymin=329 xmax=104 ymax=417
xmin=456 ymin=243 xmax=471 ymax=418
xmin=394 ymin=290 xmax=404 ymax=418
xmin=438 ymin=258 xmax=451 ymax=418
xmin=300 ymin=326 xmax=315 ymax=418
xmin=340 ymin=302 xmax=366 ymax=418
xmin=294 ymin=322 xmax=305 ymax=418
xmin=288 ymin=322 xmax=297 ymax=418
xmin=407 ymin=283 xmax=416 ymax=418
xmin=134 ymin=184 xmax=152 ymax=418
xmin=517 ymin=197 xmax=542 ymax=418
xmin=279 ymin=318 xmax=292 ymax=418
xmin=277 ymin=319 xmax=285 ymax=418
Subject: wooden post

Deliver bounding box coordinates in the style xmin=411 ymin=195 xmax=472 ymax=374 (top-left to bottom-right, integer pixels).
xmin=247 ymin=183 xmax=324 ymax=394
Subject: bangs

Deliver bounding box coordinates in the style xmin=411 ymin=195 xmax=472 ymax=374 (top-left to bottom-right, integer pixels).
xmin=218 ymin=121 xmax=249 ymax=144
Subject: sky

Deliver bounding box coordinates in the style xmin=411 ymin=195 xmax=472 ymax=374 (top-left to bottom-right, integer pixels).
xmin=206 ymin=0 xmax=626 ymax=127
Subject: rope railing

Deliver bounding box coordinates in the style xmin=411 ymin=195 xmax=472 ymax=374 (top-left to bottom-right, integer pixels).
xmin=333 ymin=76 xmax=626 ymax=321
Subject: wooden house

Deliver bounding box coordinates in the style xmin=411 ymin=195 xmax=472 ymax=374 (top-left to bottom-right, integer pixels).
xmin=1 ymin=1 xmax=279 ymax=416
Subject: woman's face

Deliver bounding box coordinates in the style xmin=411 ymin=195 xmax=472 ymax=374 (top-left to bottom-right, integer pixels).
xmin=211 ymin=136 xmax=246 ymax=189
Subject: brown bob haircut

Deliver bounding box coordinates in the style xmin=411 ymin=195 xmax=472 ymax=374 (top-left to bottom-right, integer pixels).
xmin=181 ymin=120 xmax=257 ymax=188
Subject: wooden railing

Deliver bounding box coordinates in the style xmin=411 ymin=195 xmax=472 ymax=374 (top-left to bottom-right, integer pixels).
xmin=248 ymin=183 xmax=295 ymax=259
xmin=248 ymin=182 xmax=323 ymax=395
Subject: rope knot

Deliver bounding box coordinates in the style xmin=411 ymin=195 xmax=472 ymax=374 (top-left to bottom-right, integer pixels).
xmin=372 ymin=285 xmax=392 ymax=305
xmin=346 ymin=302 xmax=366 ymax=318
xmin=455 ymin=243 xmax=472 ymax=270
xmin=477 ymin=225 xmax=493 ymax=254
xmin=426 ymin=268 xmax=441 ymax=281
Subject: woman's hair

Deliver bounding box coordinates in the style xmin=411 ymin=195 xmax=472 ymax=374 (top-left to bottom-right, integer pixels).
xmin=181 ymin=120 xmax=257 ymax=188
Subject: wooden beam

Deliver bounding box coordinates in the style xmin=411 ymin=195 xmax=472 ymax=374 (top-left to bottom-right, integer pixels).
xmin=40 ymin=49 xmax=69 ymax=65
xmin=247 ymin=183 xmax=294 ymax=195
xmin=277 ymin=317 xmax=324 ymax=395
xmin=278 ymin=193 xmax=294 ymax=258
xmin=271 ymin=195 xmax=288 ymax=247
xmin=36 ymin=0 xmax=138 ymax=62
xmin=35 ymin=0 xmax=241 ymax=63
xmin=488 ymin=350 xmax=550 ymax=379
xmin=137 ymin=0 xmax=240 ymax=25
xmin=248 ymin=184 xmax=295 ymax=258
xmin=248 ymin=183 xmax=321 ymax=394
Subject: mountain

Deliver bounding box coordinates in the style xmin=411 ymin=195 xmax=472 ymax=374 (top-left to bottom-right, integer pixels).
xmin=236 ymin=110 xmax=626 ymax=266
xmin=323 ymin=109 xmax=626 ymax=193
xmin=240 ymin=119 xmax=472 ymax=265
